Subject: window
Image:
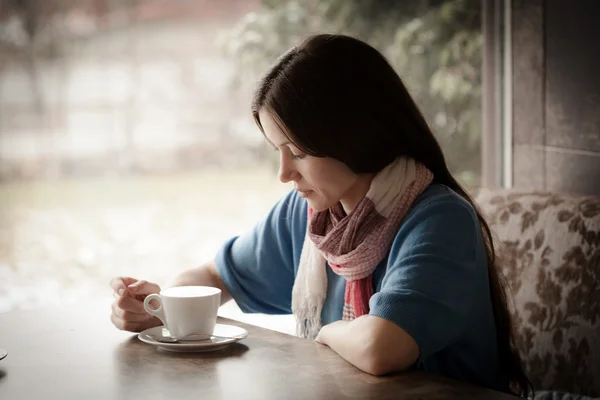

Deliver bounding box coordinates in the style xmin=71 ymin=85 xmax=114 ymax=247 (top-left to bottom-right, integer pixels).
xmin=0 ymin=0 xmax=483 ymax=324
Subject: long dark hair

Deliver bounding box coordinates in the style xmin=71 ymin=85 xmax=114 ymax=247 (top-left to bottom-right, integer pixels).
xmin=251 ymin=34 xmax=531 ymax=397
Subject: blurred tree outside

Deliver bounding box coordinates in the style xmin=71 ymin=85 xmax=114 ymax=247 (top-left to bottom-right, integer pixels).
xmin=0 ymin=0 xmax=265 ymax=180
xmin=220 ymin=0 xmax=482 ymax=186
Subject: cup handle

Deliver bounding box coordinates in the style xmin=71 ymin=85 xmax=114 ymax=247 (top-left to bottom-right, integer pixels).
xmin=143 ymin=294 xmax=166 ymax=326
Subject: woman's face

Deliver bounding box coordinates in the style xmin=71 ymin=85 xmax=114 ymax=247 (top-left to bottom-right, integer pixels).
xmin=259 ymin=109 xmax=373 ymax=213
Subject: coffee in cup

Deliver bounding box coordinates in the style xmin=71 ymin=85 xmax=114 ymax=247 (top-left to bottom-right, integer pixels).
xmin=143 ymin=286 xmax=221 ymax=340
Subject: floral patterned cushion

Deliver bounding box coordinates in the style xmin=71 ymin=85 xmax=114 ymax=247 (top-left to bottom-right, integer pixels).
xmin=534 ymin=391 xmax=599 ymax=400
xmin=475 ymin=189 xmax=600 ymax=397
xmin=534 ymin=390 xmax=600 ymax=400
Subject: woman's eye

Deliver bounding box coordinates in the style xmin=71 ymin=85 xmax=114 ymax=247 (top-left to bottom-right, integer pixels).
xmin=291 ymin=153 xmax=306 ymax=160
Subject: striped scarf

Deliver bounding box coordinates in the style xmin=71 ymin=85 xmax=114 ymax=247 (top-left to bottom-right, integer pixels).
xmin=291 ymin=157 xmax=434 ymax=339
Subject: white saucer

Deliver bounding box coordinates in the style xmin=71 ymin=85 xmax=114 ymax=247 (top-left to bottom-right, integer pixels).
xmin=138 ymin=324 xmax=248 ymax=352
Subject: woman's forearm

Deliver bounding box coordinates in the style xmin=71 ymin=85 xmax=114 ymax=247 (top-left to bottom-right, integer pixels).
xmin=168 ymin=260 xmax=233 ymax=305
xmin=315 ymin=315 xmax=419 ymax=376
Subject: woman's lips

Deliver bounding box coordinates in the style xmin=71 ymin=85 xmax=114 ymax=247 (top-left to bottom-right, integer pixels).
xmin=296 ymin=189 xmax=312 ymax=198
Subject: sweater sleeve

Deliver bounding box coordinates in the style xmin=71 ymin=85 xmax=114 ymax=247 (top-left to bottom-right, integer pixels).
xmin=214 ymin=190 xmax=306 ymax=314
xmin=368 ymin=197 xmax=483 ymax=362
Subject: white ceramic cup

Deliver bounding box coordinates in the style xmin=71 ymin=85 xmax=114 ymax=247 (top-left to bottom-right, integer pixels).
xmin=143 ymin=286 xmax=221 ymax=340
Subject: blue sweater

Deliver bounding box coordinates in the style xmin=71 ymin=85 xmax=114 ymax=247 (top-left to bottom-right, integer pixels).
xmin=215 ymin=184 xmax=507 ymax=391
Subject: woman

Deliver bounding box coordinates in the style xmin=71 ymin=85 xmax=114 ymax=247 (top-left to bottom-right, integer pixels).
xmin=110 ymin=34 xmax=531 ymax=396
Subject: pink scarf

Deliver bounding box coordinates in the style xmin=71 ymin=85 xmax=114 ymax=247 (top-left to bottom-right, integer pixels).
xmin=291 ymin=157 xmax=434 ymax=338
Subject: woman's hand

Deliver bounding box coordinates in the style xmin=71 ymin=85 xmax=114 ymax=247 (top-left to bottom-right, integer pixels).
xmin=110 ymin=277 xmax=162 ymax=332
xmin=314 ymin=320 xmax=349 ymax=345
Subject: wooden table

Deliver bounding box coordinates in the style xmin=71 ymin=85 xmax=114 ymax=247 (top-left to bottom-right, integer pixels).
xmin=0 ymin=301 xmax=516 ymax=400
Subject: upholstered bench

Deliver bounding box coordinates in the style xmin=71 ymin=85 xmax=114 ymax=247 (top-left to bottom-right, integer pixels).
xmin=475 ymin=189 xmax=600 ymax=399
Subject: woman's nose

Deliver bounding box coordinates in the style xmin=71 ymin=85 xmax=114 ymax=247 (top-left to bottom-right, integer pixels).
xmin=278 ymin=153 xmax=298 ymax=183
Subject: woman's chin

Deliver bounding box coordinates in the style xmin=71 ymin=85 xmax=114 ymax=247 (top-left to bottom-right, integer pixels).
xmin=307 ymin=198 xmax=333 ymax=212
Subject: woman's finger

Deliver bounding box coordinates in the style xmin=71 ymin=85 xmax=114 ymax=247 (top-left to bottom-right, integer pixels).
xmin=116 ymin=294 xmax=147 ymax=314
xmin=109 ymin=276 xmax=138 ymax=295
xmin=110 ymin=312 xmax=142 ymax=332
xmin=111 ymin=302 xmax=150 ymax=322
xmin=111 ymin=311 xmax=160 ymax=333
xmin=126 ymin=280 xmax=161 ymax=296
